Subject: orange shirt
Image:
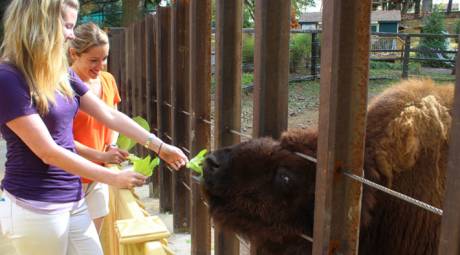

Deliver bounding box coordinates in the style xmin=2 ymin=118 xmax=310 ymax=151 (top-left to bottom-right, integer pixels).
xmin=73 ymin=71 xmax=121 ymax=183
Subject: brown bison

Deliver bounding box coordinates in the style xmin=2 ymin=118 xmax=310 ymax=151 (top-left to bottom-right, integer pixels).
xmin=202 ymin=79 xmax=454 ymax=255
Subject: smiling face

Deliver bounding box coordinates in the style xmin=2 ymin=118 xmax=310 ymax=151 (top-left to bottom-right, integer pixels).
xmin=202 ymin=130 xmax=318 ymax=244
xmin=61 ymin=5 xmax=78 ymax=41
xmin=70 ymin=44 xmax=109 ymax=81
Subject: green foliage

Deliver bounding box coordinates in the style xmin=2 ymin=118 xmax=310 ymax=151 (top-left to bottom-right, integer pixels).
xmin=186 ymin=149 xmax=207 ymax=176
xmin=128 ymin=154 xmax=160 ymax=177
xmin=370 ymin=61 xmax=421 ymax=74
xmin=289 ymin=34 xmax=311 ymax=73
xmin=117 ymin=116 xmax=150 ymax=151
xmin=454 ymin=19 xmax=460 ymax=36
xmin=242 ymin=73 xmax=254 ymax=85
xmin=417 ymin=8 xmax=449 ymax=67
xmin=242 ymin=35 xmax=255 ymax=65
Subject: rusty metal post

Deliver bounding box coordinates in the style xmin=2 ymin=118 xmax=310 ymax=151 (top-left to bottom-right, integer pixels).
xmin=437 ymin=48 xmax=460 ymax=255
xmin=156 ymin=6 xmax=173 ymax=213
xmin=171 ymin=0 xmax=191 ymax=233
xmin=312 ymin=0 xmax=370 ymax=254
xmin=252 ymin=0 xmax=291 ymax=139
xmin=310 ymin=32 xmax=319 ymax=78
xmin=402 ymin=35 xmax=411 ymax=79
xmin=190 ymin=0 xmax=212 ymax=253
xmin=214 ymin=0 xmax=243 ymax=254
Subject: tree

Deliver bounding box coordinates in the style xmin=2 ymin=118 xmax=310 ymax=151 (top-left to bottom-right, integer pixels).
xmin=243 ymin=0 xmax=315 ymax=27
xmin=446 ymin=0 xmax=453 ymax=14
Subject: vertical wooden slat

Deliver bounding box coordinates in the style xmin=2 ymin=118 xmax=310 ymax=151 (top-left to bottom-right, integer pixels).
xmin=148 ymin=15 xmax=160 ymax=198
xmin=119 ymin=29 xmax=127 ymax=114
xmin=171 ymin=0 xmax=191 ymax=233
xmin=140 ymin=20 xmax=147 ymax=122
xmin=125 ymin=26 xmax=133 ymax=116
xmin=130 ymin=24 xmax=137 ymax=116
xmin=252 ymin=0 xmax=291 ymax=139
xmin=312 ymin=0 xmax=370 ymax=254
xmin=190 ymin=0 xmax=212 ymax=253
xmin=108 ymin=28 xmax=125 ymax=113
xmin=156 ymin=6 xmax=173 ymax=213
xmin=437 ymin=48 xmax=460 ymax=255
xmin=214 ymin=0 xmax=243 ymax=254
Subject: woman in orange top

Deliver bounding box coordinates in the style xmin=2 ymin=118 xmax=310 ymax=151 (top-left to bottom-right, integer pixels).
xmin=69 ymin=22 xmax=128 ymax=233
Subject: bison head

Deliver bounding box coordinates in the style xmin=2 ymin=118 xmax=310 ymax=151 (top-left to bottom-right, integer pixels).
xmin=202 ymin=129 xmax=318 ymax=247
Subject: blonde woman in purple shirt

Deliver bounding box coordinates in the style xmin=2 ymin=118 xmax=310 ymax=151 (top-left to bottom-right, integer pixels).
xmin=0 ymin=1 xmax=188 ymax=255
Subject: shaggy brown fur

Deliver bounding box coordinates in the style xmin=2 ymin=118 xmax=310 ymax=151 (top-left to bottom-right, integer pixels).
xmin=202 ymin=79 xmax=454 ymax=255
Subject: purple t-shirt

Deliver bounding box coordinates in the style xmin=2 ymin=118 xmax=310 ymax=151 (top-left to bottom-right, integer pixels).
xmin=0 ymin=64 xmax=89 ymax=203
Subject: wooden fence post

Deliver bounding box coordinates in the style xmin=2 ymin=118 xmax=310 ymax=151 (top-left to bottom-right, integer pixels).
xmin=171 ymin=0 xmax=191 ymax=233
xmin=190 ymin=0 xmax=212 ymax=253
xmin=437 ymin=46 xmax=460 ymax=255
xmin=253 ymin=0 xmax=291 ymax=140
xmin=312 ymin=0 xmax=370 ymax=253
xmin=402 ymin=34 xmax=411 ymax=79
xmin=214 ymin=0 xmax=243 ymax=254
xmin=156 ymin=6 xmax=173 ymax=213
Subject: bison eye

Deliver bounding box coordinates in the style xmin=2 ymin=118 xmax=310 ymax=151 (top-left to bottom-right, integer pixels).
xmin=281 ymin=174 xmax=290 ymax=185
xmin=275 ymin=167 xmax=295 ymax=192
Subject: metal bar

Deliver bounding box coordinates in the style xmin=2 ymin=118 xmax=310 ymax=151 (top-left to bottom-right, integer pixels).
xmin=295 ymin=151 xmax=444 ymax=215
xmin=438 ymin=44 xmax=460 ymax=255
xmin=228 ymin=129 xmax=252 ymax=140
xmin=182 ymin=181 xmax=191 ymax=192
xmin=369 ymin=49 xmax=404 ymax=53
xmin=156 ymin=6 xmax=173 ymax=213
xmin=214 ymin=0 xmax=243 ymax=254
xmin=190 ymin=0 xmax=212 ymax=253
xmin=252 ymin=0 xmax=291 ymax=139
xmin=311 ymin=32 xmax=320 ymax=77
xmin=409 ymin=49 xmax=458 ymax=54
xmin=171 ymin=0 xmax=191 ymax=234
xmin=312 ymin=0 xmax=370 ymax=254
xmin=409 ymin=57 xmax=457 ymax=63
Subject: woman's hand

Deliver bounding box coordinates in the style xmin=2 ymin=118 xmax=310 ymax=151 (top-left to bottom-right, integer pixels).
xmin=114 ymin=169 xmax=147 ymax=189
xmin=102 ymin=146 xmax=129 ymax=164
xmin=158 ymin=143 xmax=188 ymax=170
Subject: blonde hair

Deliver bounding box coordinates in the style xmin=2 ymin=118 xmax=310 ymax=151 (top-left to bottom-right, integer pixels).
xmin=0 ymin=0 xmax=80 ymax=115
xmin=69 ymin=22 xmax=109 ymax=60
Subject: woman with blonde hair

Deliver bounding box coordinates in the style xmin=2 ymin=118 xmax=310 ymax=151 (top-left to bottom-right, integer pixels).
xmin=0 ymin=1 xmax=188 ymax=254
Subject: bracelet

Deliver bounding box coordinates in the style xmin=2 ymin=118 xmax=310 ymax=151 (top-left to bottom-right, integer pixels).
xmin=157 ymin=142 xmax=164 ymax=156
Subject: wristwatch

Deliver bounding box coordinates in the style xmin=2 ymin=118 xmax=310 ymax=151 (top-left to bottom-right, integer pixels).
xmin=143 ymin=133 xmax=155 ymax=149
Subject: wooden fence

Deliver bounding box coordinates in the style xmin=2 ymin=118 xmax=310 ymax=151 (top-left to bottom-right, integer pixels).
xmin=370 ymin=32 xmax=458 ymax=78
xmin=107 ymin=0 xmax=460 ymax=254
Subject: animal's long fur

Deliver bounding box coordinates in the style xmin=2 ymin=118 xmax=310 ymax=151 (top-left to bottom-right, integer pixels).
xmin=202 ymin=79 xmax=454 ymax=254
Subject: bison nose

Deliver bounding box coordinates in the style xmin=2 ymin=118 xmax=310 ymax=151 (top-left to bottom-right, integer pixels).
xmin=205 ymin=154 xmax=220 ymax=174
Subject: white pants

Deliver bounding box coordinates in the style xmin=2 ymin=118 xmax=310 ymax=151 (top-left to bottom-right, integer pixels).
xmin=1 ymin=195 xmax=103 ymax=255
xmin=83 ymin=182 xmax=110 ymax=219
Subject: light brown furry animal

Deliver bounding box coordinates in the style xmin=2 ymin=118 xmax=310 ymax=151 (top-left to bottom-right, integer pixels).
xmin=202 ymin=79 xmax=454 ymax=255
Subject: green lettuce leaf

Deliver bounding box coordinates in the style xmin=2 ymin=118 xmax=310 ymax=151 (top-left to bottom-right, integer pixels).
xmin=117 ymin=116 xmax=150 ymax=151
xmin=186 ymin=149 xmax=207 ymax=176
xmin=129 ymin=154 xmax=159 ymax=177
